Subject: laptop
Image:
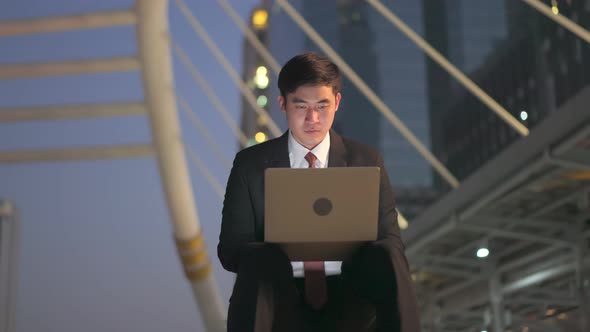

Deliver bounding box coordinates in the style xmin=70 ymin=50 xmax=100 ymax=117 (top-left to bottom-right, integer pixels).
xmin=264 ymin=167 xmax=380 ymax=261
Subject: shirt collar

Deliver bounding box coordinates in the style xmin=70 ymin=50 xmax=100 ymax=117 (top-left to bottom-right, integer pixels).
xmin=288 ymin=130 xmax=330 ymax=168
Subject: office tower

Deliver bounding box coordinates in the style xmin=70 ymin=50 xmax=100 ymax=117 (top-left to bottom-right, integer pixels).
xmin=240 ymin=3 xmax=276 ymax=147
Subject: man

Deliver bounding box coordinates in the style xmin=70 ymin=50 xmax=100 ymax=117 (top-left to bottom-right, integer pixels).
xmin=218 ymin=53 xmax=420 ymax=332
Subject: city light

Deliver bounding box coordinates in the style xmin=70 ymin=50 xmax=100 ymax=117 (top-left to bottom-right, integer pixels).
xmin=520 ymin=111 xmax=528 ymax=121
xmin=551 ymin=0 xmax=559 ymax=15
xmin=254 ymin=131 xmax=267 ymax=143
xmin=256 ymin=66 xmax=268 ymax=76
xmin=252 ymin=9 xmax=268 ymax=29
xmin=254 ymin=76 xmax=269 ymax=89
xmin=254 ymin=66 xmax=269 ymax=89
xmin=257 ymin=95 xmax=268 ymax=107
xmin=477 ymin=247 xmax=490 ymax=258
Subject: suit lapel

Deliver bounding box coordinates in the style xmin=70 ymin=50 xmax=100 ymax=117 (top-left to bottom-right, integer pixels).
xmin=328 ymin=130 xmax=348 ymax=167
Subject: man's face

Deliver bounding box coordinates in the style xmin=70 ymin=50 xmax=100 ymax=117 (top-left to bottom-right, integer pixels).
xmin=278 ymin=84 xmax=341 ymax=150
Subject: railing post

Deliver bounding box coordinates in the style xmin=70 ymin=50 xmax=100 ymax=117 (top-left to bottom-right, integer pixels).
xmin=136 ymin=1 xmax=225 ymax=331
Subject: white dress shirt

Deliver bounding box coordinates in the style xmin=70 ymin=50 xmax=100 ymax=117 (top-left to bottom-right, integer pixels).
xmin=287 ymin=131 xmax=342 ymax=277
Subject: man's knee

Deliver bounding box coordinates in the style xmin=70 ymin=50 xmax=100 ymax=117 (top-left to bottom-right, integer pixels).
xmin=342 ymin=241 xmax=397 ymax=303
xmin=238 ymin=243 xmax=293 ymax=281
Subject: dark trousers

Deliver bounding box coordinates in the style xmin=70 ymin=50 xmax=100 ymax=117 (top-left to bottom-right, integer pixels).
xmin=227 ymin=242 xmax=400 ymax=332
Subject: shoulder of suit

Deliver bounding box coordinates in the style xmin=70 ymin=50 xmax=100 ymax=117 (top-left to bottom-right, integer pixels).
xmin=340 ymin=135 xmax=382 ymax=162
xmin=233 ymin=135 xmax=283 ymax=163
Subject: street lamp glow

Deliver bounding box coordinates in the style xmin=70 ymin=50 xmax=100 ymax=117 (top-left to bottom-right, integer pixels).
xmin=254 ymin=131 xmax=267 ymax=143
xmin=254 ymin=75 xmax=269 ymax=89
xmin=256 ymin=66 xmax=268 ymax=76
xmin=252 ymin=9 xmax=268 ymax=29
xmin=477 ymin=248 xmax=489 ymax=258
xmin=520 ymin=111 xmax=528 ymax=121
xmin=254 ymin=66 xmax=269 ymax=89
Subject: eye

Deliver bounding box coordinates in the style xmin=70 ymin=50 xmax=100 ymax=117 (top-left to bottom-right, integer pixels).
xmin=317 ymin=104 xmax=328 ymax=110
xmin=295 ymin=104 xmax=308 ymax=110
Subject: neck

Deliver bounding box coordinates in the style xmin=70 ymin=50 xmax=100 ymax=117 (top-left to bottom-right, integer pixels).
xmin=292 ymin=133 xmax=325 ymax=151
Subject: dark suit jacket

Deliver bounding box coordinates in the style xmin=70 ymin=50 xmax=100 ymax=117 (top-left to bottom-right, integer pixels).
xmin=218 ymin=130 xmax=420 ymax=331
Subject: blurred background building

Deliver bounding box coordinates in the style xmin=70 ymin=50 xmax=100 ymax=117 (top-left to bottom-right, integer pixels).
xmin=242 ymin=0 xmax=440 ymax=220
xmin=424 ymin=0 xmax=590 ymax=189
xmin=240 ymin=4 xmax=274 ymax=147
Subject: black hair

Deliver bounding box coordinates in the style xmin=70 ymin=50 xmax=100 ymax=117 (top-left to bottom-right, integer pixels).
xmin=277 ymin=52 xmax=342 ymax=100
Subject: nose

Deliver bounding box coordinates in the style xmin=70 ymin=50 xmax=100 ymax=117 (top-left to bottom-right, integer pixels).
xmin=305 ymin=108 xmax=319 ymax=123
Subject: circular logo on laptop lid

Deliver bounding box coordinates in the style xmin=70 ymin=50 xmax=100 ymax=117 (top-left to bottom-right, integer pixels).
xmin=313 ymin=198 xmax=333 ymax=216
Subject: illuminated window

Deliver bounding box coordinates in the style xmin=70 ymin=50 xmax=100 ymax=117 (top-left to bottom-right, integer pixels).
xmin=252 ymin=9 xmax=268 ymax=29
xmin=256 ymin=66 xmax=268 ymax=76
xmin=254 ymin=75 xmax=269 ymax=89
xmin=551 ymin=0 xmax=559 ymax=15
xmin=254 ymin=66 xmax=269 ymax=89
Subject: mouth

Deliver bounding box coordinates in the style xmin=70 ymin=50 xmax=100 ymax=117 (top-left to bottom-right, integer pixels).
xmin=304 ymin=129 xmax=320 ymax=133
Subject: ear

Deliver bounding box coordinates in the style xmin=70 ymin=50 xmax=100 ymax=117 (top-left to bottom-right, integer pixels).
xmin=278 ymin=95 xmax=286 ymax=113
xmin=334 ymin=92 xmax=342 ymax=112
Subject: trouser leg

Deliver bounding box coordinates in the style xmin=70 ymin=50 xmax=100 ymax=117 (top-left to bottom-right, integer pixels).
xmin=227 ymin=243 xmax=303 ymax=332
xmin=342 ymin=241 xmax=401 ymax=332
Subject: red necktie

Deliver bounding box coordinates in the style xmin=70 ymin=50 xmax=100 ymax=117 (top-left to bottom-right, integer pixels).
xmin=303 ymin=152 xmax=327 ymax=310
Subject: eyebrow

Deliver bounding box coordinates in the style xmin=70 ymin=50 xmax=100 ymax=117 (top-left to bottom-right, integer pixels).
xmin=291 ymin=97 xmax=331 ymax=103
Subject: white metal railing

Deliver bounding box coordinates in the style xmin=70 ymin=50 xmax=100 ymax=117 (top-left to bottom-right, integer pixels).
xmin=136 ymin=2 xmax=225 ymax=331
xmin=522 ymin=0 xmax=590 ymax=44
xmin=0 ymin=102 xmax=145 ymax=123
xmin=0 ymin=57 xmax=140 ymax=79
xmin=366 ymin=0 xmax=530 ymax=138
xmin=0 ymin=144 xmax=154 ymax=163
xmin=0 ymin=10 xmax=136 ymax=36
xmin=215 ymin=0 xmax=281 ymax=74
xmin=275 ymin=0 xmax=460 ymax=188
xmin=175 ymin=0 xmax=281 ymax=138
xmin=177 ymin=95 xmax=232 ymax=168
xmin=173 ymin=43 xmax=249 ymax=147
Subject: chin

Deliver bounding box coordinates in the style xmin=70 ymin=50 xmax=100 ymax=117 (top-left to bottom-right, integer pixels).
xmin=294 ymin=131 xmax=324 ymax=148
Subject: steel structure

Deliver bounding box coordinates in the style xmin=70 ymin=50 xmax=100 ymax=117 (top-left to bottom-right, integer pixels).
xmin=1 ymin=0 xmax=589 ymax=331
xmin=405 ymin=87 xmax=590 ymax=331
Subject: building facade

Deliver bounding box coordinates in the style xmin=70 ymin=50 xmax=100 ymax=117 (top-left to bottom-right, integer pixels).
xmin=423 ymin=0 xmax=590 ymax=187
